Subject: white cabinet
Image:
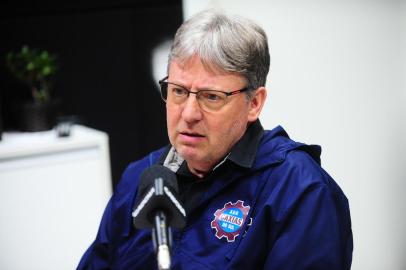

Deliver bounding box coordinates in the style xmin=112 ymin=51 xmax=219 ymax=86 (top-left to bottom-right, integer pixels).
xmin=0 ymin=125 xmax=112 ymax=270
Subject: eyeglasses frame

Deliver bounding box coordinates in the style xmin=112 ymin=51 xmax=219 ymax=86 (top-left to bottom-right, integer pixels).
xmin=158 ymin=76 xmax=250 ymax=106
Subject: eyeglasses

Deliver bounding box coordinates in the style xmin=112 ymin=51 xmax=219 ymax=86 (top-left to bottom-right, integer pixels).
xmin=158 ymin=76 xmax=249 ymax=112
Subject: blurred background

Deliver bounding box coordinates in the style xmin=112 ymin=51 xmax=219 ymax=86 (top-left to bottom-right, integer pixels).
xmin=0 ymin=0 xmax=181 ymax=187
xmin=0 ymin=0 xmax=405 ymax=269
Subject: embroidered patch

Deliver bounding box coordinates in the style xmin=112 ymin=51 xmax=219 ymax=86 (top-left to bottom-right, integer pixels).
xmin=211 ymin=200 xmax=250 ymax=242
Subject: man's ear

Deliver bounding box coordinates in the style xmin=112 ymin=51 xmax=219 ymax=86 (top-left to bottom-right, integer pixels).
xmin=247 ymin=87 xmax=267 ymax=122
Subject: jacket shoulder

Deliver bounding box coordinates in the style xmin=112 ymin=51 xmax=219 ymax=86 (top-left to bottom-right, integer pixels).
xmin=115 ymin=147 xmax=167 ymax=193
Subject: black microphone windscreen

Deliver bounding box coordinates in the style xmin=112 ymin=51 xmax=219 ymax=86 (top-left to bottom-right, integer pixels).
xmin=133 ymin=164 xmax=186 ymax=229
xmin=137 ymin=165 xmax=179 ymax=198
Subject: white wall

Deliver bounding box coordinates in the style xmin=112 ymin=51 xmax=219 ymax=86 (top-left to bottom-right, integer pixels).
xmin=184 ymin=1 xmax=406 ymax=269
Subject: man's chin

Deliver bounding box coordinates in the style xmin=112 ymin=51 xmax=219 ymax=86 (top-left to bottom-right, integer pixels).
xmin=177 ymin=147 xmax=210 ymax=170
xmin=177 ymin=146 xmax=200 ymax=162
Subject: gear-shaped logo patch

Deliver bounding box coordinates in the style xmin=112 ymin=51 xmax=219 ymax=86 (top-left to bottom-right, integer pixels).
xmin=211 ymin=200 xmax=250 ymax=242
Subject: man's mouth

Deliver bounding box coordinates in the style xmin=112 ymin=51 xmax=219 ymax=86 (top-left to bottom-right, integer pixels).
xmin=180 ymin=132 xmax=205 ymax=138
xmin=178 ymin=131 xmax=206 ymax=143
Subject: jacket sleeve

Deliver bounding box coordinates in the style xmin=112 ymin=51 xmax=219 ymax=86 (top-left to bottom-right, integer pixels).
xmin=263 ymin=184 xmax=353 ymax=270
xmin=76 ymin=197 xmax=114 ymax=270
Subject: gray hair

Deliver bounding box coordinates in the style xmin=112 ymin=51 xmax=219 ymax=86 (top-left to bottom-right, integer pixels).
xmin=168 ymin=9 xmax=270 ymax=98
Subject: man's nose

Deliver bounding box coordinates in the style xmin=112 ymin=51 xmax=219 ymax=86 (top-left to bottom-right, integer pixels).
xmin=181 ymin=94 xmax=203 ymax=123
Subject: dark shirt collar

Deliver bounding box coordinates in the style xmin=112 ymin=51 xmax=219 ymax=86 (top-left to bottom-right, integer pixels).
xmin=227 ymin=119 xmax=264 ymax=168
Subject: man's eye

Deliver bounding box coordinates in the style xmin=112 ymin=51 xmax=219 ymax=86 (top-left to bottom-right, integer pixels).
xmin=201 ymin=91 xmax=223 ymax=102
xmin=172 ymin=88 xmax=188 ymax=96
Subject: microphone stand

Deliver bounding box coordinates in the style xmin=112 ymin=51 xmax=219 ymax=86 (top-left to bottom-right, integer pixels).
xmin=153 ymin=211 xmax=171 ymax=270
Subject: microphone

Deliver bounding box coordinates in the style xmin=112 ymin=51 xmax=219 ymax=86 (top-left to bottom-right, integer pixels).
xmin=132 ymin=165 xmax=186 ymax=270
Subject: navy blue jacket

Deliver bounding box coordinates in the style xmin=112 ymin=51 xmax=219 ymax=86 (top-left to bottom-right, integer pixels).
xmin=78 ymin=126 xmax=353 ymax=269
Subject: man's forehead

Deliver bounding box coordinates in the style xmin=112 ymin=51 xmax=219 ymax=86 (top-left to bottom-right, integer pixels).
xmin=169 ymin=56 xmax=224 ymax=75
xmin=168 ymin=57 xmax=246 ymax=88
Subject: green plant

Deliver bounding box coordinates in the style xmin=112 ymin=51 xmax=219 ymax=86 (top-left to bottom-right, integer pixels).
xmin=5 ymin=45 xmax=58 ymax=104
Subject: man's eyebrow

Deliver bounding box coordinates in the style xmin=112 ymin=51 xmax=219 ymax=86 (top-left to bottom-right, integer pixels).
xmin=169 ymin=80 xmax=225 ymax=92
xmin=168 ymin=80 xmax=188 ymax=88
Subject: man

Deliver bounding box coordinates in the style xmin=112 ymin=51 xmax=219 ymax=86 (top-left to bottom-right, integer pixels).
xmin=78 ymin=10 xmax=353 ymax=270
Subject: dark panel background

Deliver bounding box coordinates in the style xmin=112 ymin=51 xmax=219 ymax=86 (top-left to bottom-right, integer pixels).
xmin=0 ymin=0 xmax=183 ymax=188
